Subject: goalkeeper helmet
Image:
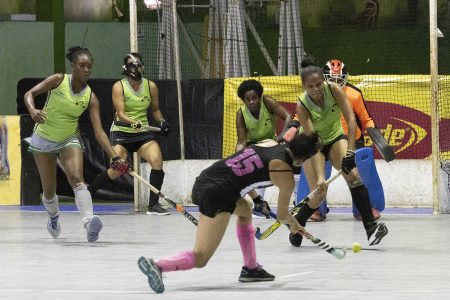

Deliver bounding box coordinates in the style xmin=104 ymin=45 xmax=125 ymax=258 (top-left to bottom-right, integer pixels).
xmin=122 ymin=53 xmax=144 ymax=81
xmin=323 ymin=59 xmax=347 ymax=87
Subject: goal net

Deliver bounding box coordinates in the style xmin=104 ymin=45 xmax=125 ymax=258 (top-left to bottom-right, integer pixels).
xmin=134 ymin=0 xmax=450 ymax=212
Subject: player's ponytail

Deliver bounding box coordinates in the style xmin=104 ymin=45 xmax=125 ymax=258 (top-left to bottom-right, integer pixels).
xmin=300 ymin=57 xmax=323 ymax=81
xmin=66 ymin=46 xmax=92 ymax=63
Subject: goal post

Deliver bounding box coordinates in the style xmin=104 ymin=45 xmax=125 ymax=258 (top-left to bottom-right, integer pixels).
xmin=129 ymin=0 xmax=142 ymax=212
xmin=429 ymin=0 xmax=439 ymax=214
xmin=129 ymin=0 xmax=184 ymax=212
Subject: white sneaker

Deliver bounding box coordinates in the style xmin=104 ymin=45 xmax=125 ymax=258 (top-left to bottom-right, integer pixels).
xmin=47 ymin=214 xmax=61 ymax=238
xmin=137 ymin=257 xmax=165 ymax=293
xmin=85 ymin=215 xmax=103 ymax=242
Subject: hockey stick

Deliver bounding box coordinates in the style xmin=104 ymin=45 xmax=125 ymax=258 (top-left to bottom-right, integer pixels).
xmin=255 ymin=170 xmax=343 ymax=240
xmin=129 ymin=171 xmax=198 ymax=226
xmin=302 ymin=231 xmax=347 ymax=260
xmin=254 ymin=210 xmax=277 ymax=219
xmin=367 ymin=127 xmax=395 ymax=162
xmin=114 ymin=120 xmax=161 ymax=132
xmin=256 ymin=215 xmax=346 ymax=260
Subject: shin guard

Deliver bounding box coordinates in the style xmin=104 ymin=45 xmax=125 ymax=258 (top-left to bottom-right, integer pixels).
xmin=74 ymin=184 xmax=94 ymax=222
xmin=42 ymin=194 xmax=59 ymax=216
xmin=149 ymin=169 xmax=165 ymax=207
xmin=350 ymin=185 xmax=375 ymax=230
xmin=156 ymin=251 xmax=195 ymax=272
xmin=295 ymin=203 xmax=317 ymax=227
xmin=237 ymin=224 xmax=257 ymax=269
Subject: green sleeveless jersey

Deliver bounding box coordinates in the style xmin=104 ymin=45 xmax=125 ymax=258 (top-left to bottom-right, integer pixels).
xmin=111 ymin=78 xmax=151 ymax=133
xmin=298 ymin=83 xmax=344 ymax=145
xmin=241 ymin=98 xmax=276 ymax=143
xmin=34 ymin=74 xmax=91 ymax=142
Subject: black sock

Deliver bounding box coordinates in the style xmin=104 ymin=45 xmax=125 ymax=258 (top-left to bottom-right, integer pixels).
xmin=350 ymin=185 xmax=375 ymax=230
xmin=294 ymin=203 xmax=317 ymax=227
xmin=88 ymin=170 xmax=114 ymax=194
xmin=148 ymin=169 xmax=165 ymax=207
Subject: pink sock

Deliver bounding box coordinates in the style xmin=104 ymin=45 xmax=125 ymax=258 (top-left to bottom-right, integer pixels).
xmin=156 ymin=251 xmax=196 ymax=272
xmin=237 ymin=223 xmax=257 ymax=269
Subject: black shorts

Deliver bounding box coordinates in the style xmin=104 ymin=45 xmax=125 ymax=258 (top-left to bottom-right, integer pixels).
xmin=192 ymin=178 xmax=241 ymax=218
xmin=321 ymin=134 xmax=347 ymax=160
xmin=110 ymin=131 xmax=157 ymax=153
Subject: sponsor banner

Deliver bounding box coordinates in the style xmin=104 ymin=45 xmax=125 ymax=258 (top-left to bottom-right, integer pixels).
xmin=0 ymin=115 xmax=21 ymax=205
xmin=223 ymin=75 xmax=450 ymax=159
xmin=351 ymin=75 xmax=450 ymax=159
xmin=223 ymin=76 xmax=301 ymax=157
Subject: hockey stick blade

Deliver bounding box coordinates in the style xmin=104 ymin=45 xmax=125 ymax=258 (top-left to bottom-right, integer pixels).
xmin=305 ymin=234 xmax=347 ymax=260
xmin=367 ymin=127 xmax=395 ymax=162
xmin=255 ymin=170 xmax=343 ymax=240
xmin=255 ymin=221 xmax=282 ymax=240
xmin=129 ymin=171 xmax=199 ymax=226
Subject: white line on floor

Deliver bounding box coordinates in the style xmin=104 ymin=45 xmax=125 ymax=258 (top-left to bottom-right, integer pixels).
xmin=278 ymin=271 xmax=314 ymax=278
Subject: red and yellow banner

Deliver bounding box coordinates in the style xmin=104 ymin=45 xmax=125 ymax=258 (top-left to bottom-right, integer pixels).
xmin=223 ymin=75 xmax=450 ymax=159
xmin=351 ymin=75 xmax=450 ymax=159
xmin=223 ymin=76 xmax=301 ymax=157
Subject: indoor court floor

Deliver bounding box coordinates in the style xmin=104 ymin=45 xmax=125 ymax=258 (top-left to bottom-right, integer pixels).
xmin=0 ymin=205 xmax=449 ymax=300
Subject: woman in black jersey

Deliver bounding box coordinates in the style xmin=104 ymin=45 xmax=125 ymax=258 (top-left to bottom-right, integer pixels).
xmin=137 ymin=133 xmax=322 ymax=293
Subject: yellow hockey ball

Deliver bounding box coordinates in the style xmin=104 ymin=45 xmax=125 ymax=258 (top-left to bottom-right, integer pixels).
xmin=352 ymin=242 xmax=362 ymax=253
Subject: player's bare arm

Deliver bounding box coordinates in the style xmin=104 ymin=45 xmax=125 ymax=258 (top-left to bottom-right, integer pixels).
xmin=296 ymin=101 xmax=315 ymax=133
xmin=24 ymin=74 xmax=64 ymax=124
xmin=149 ymin=80 xmax=165 ymax=123
xmin=264 ymin=96 xmax=292 ymax=128
xmin=269 ymin=159 xmax=303 ymax=233
xmin=235 ymin=110 xmax=247 ymax=151
xmin=89 ymin=92 xmax=118 ymax=159
xmin=330 ymin=82 xmax=356 ymax=151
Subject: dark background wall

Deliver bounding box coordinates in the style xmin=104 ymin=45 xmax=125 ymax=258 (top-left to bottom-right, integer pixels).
xmin=3 ymin=0 xmax=450 ymax=114
xmin=16 ymin=77 xmax=223 ymax=203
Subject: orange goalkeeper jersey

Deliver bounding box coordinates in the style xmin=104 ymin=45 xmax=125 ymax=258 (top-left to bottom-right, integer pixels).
xmin=341 ymin=83 xmax=375 ymax=141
